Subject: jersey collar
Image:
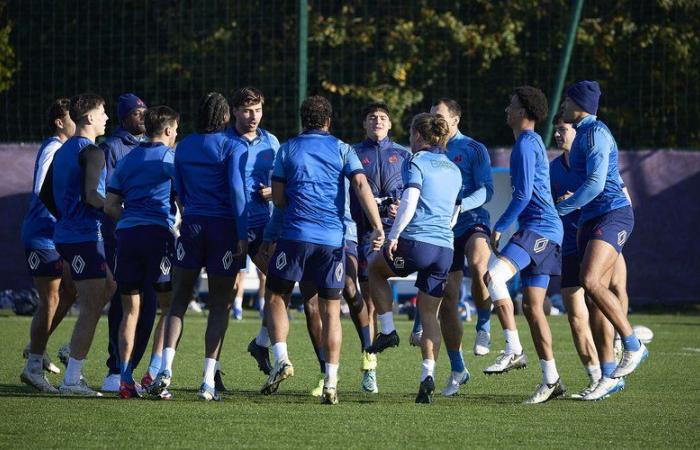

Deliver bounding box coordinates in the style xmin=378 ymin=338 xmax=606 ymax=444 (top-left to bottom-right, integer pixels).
xmin=302 ymin=129 xmax=329 ymax=136
xmin=573 ymin=114 xmax=596 ymax=130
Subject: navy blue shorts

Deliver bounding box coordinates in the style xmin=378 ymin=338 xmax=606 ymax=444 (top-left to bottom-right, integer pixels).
xmin=502 ymin=229 xmax=562 ymax=278
xmin=247 ymin=225 xmax=265 ymax=259
xmin=25 ymin=248 xmax=63 ymax=278
xmin=357 ymin=235 xmax=375 ymax=282
xmin=560 ymin=253 xmax=580 ymax=289
xmin=267 ymin=239 xmax=345 ymax=290
xmin=383 ymin=238 xmax=452 ymax=298
xmin=344 ymin=239 xmax=358 ymax=258
xmin=577 ymin=206 xmax=634 ymax=260
xmin=175 ymin=215 xmax=244 ymax=276
xmin=56 ymin=241 xmax=107 ymax=280
xmin=115 ymin=225 xmax=174 ymax=293
xmin=450 ymin=223 xmax=491 ymax=273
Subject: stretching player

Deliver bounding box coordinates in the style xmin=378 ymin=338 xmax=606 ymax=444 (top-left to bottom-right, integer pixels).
xmin=104 ymin=106 xmax=179 ymax=398
xmin=20 ymin=99 xmax=78 ymax=392
xmin=430 ymin=98 xmax=494 ymax=396
xmin=367 ymin=113 xmax=462 ymax=404
xmin=49 ymin=94 xmax=113 ymax=396
xmin=149 ymin=92 xmax=248 ymax=401
xmin=484 ymin=87 xmax=565 ymax=404
xmin=261 ymin=96 xmax=383 ymax=404
xmin=557 ymin=80 xmax=647 ymax=398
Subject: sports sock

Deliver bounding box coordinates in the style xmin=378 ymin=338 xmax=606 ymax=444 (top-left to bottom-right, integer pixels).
xmin=360 ymin=325 xmax=371 ymax=351
xmin=586 ymin=364 xmax=602 ymax=383
xmin=421 ymin=359 xmax=435 ymax=381
xmin=234 ymin=296 xmax=243 ymax=312
xmin=215 ymin=360 xmax=221 ymax=372
xmin=256 ymin=326 xmax=271 ymax=348
xmin=539 ymin=359 xmax=559 ymax=385
xmin=148 ymin=353 xmax=162 ymax=378
xmin=317 ymin=348 xmax=326 ymax=374
xmin=621 ymin=333 xmax=641 ymax=352
xmin=447 ymin=349 xmax=466 ymax=373
xmin=503 ymin=329 xmax=522 ymax=355
xmin=325 ymin=363 xmax=339 ymax=388
xmin=257 ymin=297 xmax=265 ymax=314
xmin=27 ymin=353 xmax=43 ymax=373
xmin=600 ymin=361 xmax=616 ymax=379
xmin=378 ymin=312 xmax=395 ymax=334
xmin=203 ymin=358 xmax=217 ymax=387
xmin=64 ymin=357 xmax=84 ymax=385
xmin=476 ymin=308 xmax=491 ymax=333
xmin=271 ymin=342 xmax=288 ymax=366
xmin=161 ymin=347 xmax=176 ymax=374
xmin=120 ymin=361 xmax=134 ymax=384
xmin=412 ymin=308 xmax=422 ymax=334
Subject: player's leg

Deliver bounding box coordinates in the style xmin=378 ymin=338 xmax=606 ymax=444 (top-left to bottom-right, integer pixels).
xmin=248 ymin=244 xmax=274 ymax=375
xmin=118 ymin=290 xmax=141 ymax=397
xmin=609 ymin=253 xmax=629 ymax=356
xmin=256 ymin=269 xmax=266 ymax=317
xmin=343 ymin=252 xmax=371 ymax=353
xmin=466 ymin=231 xmax=493 ymax=356
xmin=415 ymin=290 xmax=442 ymax=403
xmin=232 ymin=270 xmax=245 ymax=320
xmin=300 ymin=284 xmax=325 ymax=396
xmin=357 ymin=239 xmax=377 ymax=340
xmin=438 ymin=270 xmax=468 ymax=396
xmin=142 ymin=289 xmax=170 ymax=388
xmin=366 ymin=247 xmax=401 ymax=353
xmin=562 ymin=288 xmax=599 ymax=377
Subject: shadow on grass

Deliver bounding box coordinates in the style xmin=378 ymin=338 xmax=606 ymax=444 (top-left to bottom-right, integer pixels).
xmin=0 ymin=383 xmax=121 ymax=400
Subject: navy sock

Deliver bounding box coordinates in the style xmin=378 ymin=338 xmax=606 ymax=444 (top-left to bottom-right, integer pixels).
xmin=120 ymin=361 xmax=134 ymax=384
xmin=412 ymin=308 xmax=422 ymax=334
xmin=360 ymin=325 xmax=371 ymax=350
xmin=476 ymin=308 xmax=491 ymax=333
xmin=622 ymin=333 xmax=641 ymax=352
xmin=601 ymin=361 xmax=616 ymax=378
xmin=447 ymin=349 xmax=466 ymax=373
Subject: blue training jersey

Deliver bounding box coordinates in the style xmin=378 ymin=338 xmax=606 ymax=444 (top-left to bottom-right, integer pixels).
xmin=271 ymin=130 xmax=364 ymax=247
xmin=494 ymin=130 xmax=563 ymax=245
xmin=107 ymin=142 xmax=176 ymax=230
xmin=173 ymin=131 xmax=248 ymax=240
xmin=225 ymin=127 xmax=280 ymax=229
xmin=549 ymin=154 xmax=580 ymax=257
xmin=447 ymin=131 xmax=494 ymax=236
xmin=401 ymin=147 xmax=462 ymax=249
xmin=52 ymin=136 xmax=106 ymax=244
xmin=556 ymin=115 xmax=630 ymax=223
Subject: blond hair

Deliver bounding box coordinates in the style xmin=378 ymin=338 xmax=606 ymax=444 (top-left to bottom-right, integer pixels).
xmin=411 ymin=113 xmax=450 ymax=147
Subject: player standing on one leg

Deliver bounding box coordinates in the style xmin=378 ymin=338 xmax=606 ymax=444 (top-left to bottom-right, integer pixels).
xmin=20 ymin=99 xmax=78 ymax=392
xmin=261 ymin=96 xmax=383 ymax=405
xmin=366 ymin=113 xmax=462 ymax=404
xmin=149 ymin=92 xmax=248 ymax=401
xmin=484 ymin=87 xmax=566 ymax=404
xmin=351 ymin=102 xmax=411 ymax=392
xmin=104 ymin=106 xmax=179 ymax=398
xmin=430 ymin=98 xmax=494 ymax=396
xmin=48 ymin=94 xmax=113 ymax=396
xmin=558 ymin=80 xmax=647 ymax=398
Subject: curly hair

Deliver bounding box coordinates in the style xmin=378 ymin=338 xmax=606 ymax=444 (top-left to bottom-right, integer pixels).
xmin=300 ymin=95 xmax=332 ymax=130
xmin=411 ymin=113 xmax=450 ymax=147
xmin=196 ymin=92 xmax=230 ymax=133
xmin=69 ymin=93 xmax=105 ymax=123
xmin=513 ymin=86 xmax=548 ymax=122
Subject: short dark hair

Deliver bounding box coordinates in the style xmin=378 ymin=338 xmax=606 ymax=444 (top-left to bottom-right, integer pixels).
xmin=433 ymin=98 xmax=462 ymax=117
xmin=300 ymin=95 xmax=332 ymax=130
xmin=196 ymin=92 xmax=230 ymax=133
xmin=69 ymin=93 xmax=105 ymax=123
xmin=47 ymin=98 xmax=71 ymax=132
xmin=552 ymin=111 xmax=563 ymax=125
xmin=230 ymin=86 xmax=265 ymax=109
xmin=362 ymin=102 xmax=391 ymax=120
xmin=513 ymin=86 xmax=548 ymax=122
xmin=411 ymin=113 xmax=450 ymax=147
xmin=145 ymin=106 xmax=180 ymax=137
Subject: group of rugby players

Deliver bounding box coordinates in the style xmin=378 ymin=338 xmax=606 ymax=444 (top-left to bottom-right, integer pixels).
xmin=18 ymin=80 xmax=648 ymax=405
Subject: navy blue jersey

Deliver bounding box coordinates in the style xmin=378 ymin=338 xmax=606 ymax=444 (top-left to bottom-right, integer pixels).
xmin=549 ymin=154 xmax=580 ymax=256
xmin=494 ymin=130 xmax=563 ymax=245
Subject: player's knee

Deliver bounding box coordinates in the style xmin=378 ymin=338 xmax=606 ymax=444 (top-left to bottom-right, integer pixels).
xmin=485 ymin=258 xmax=512 ymax=301
xmin=266 ymin=275 xmax=295 ymax=296
xmin=580 ymin=272 xmax=601 ymax=293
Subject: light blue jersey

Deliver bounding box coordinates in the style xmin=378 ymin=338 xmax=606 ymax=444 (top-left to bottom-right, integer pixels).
xmin=401 ymin=147 xmax=462 ymax=249
xmin=447 ymin=131 xmax=493 ymax=236
xmin=271 ymin=130 xmax=364 ymax=247
xmin=107 ymin=142 xmax=176 ymax=230
xmin=556 ymin=115 xmax=630 ymax=223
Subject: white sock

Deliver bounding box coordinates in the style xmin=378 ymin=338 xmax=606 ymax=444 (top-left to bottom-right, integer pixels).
xmin=162 ymin=347 xmax=176 ymax=374
xmin=325 ymin=363 xmax=339 ymax=388
xmin=378 ymin=312 xmax=395 ymax=334
xmin=258 ymin=297 xmax=265 ymax=312
xmin=421 ymin=359 xmax=435 ymax=381
xmin=64 ymin=357 xmax=84 ymax=385
xmin=234 ymin=296 xmax=243 ymax=311
xmin=503 ymin=329 xmax=522 ymax=355
xmin=256 ymin=326 xmax=271 ymax=348
xmin=28 ymin=353 xmax=43 ymax=372
xmin=215 ymin=360 xmax=221 ymax=372
xmin=271 ymin=342 xmax=288 ymax=366
xmin=148 ymin=353 xmax=161 ymax=378
xmin=586 ymin=364 xmax=602 ymax=383
xmin=539 ymin=359 xmax=559 ymax=385
xmin=202 ymin=357 xmax=217 ymax=387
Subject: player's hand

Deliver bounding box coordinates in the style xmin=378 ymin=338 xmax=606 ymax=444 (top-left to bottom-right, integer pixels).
xmin=387 ymin=200 xmax=400 ymax=219
xmin=386 ymin=239 xmax=398 ymax=260
xmin=370 ymin=228 xmax=385 ymax=251
xmin=556 ymin=191 xmax=573 ymax=204
xmin=490 ymin=231 xmax=501 ymax=253
xmin=259 ymin=184 xmax=273 ymax=201
xmin=234 ymin=239 xmax=249 ymax=258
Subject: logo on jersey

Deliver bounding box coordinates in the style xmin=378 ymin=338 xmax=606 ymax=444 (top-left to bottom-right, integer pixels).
xmin=28 ymin=252 xmax=40 ymax=270
xmin=72 ymin=255 xmax=86 ymax=274
xmin=222 ymin=251 xmax=233 ymax=270
xmin=335 ymin=262 xmax=344 ymax=282
xmin=389 ymin=154 xmax=398 ymax=164
xmin=362 ymin=157 xmax=371 ymax=165
xmin=160 ymin=257 xmax=171 ymax=276
xmin=453 ymin=155 xmax=462 ymax=163
xmin=276 ymin=252 xmax=287 ymax=270
xmin=533 ymin=238 xmax=549 ymax=254
xmin=394 ymin=257 xmax=405 ymax=269
xmin=617 ymin=230 xmax=627 ymax=247
xmin=176 ymin=242 xmax=186 ymax=261
xmin=248 ymin=229 xmax=257 ymax=242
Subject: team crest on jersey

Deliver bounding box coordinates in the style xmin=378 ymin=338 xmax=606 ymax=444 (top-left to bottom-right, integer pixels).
xmin=389 ymin=154 xmax=398 ymax=163
xmin=335 ymin=263 xmax=344 ymax=282
xmin=27 ymin=252 xmax=40 ymax=270
xmin=276 ymin=252 xmax=287 ymax=270
xmin=176 ymin=242 xmax=186 ymax=261
xmin=72 ymin=255 xmax=85 ymax=274
xmin=362 ymin=157 xmax=371 ymax=165
xmin=453 ymin=155 xmax=462 ymax=163
xmin=394 ymin=257 xmax=405 ymax=269
xmin=222 ymin=251 xmax=234 ymax=270
xmin=533 ymin=238 xmax=548 ymax=254
xmin=160 ymin=257 xmax=171 ymax=275
xmin=617 ymin=230 xmax=627 ymax=246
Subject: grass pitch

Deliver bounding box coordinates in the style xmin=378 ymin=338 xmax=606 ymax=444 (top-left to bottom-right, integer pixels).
xmin=0 ymin=311 xmax=699 ymax=449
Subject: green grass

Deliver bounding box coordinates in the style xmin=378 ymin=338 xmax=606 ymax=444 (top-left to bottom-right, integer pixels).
xmin=1 ymin=311 xmax=699 ymax=449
